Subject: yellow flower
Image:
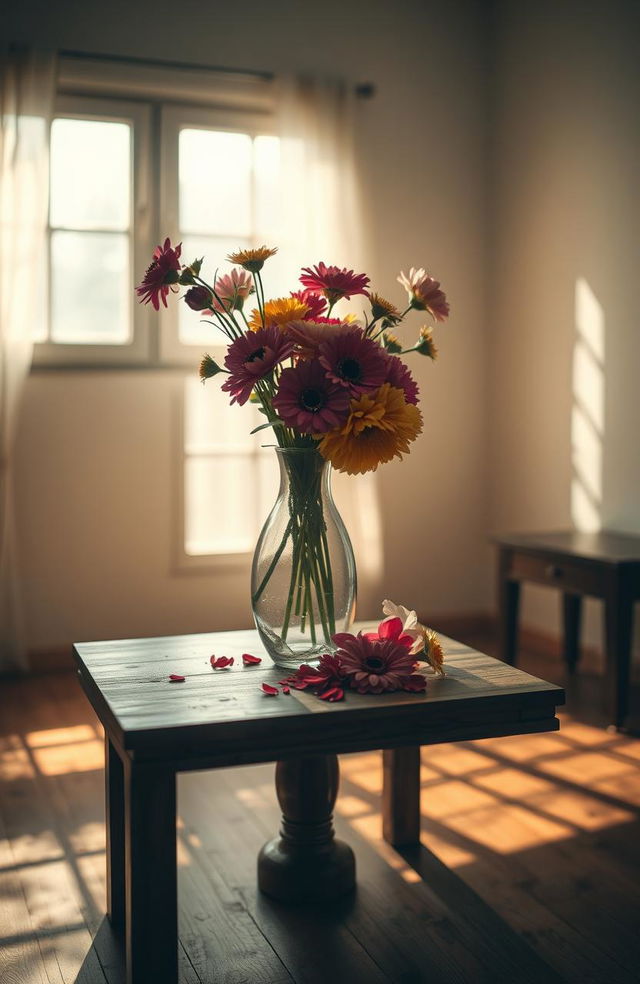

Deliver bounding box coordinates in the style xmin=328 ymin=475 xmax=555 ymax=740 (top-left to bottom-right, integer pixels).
xmin=318 ymin=384 xmax=423 ymax=475
xmin=369 ymin=292 xmax=402 ymax=324
xmin=227 ymin=245 xmax=277 ymax=272
xmin=423 ymin=629 xmax=445 ymax=675
xmin=249 ymin=296 xmax=309 ymax=331
xmin=416 ymin=326 xmax=438 ymax=360
xmin=382 ymin=331 xmax=403 ymax=353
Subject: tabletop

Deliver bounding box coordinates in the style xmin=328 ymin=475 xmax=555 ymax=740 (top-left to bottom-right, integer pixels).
xmin=73 ymin=628 xmax=565 ymax=769
xmin=492 ymin=529 xmax=640 ymax=564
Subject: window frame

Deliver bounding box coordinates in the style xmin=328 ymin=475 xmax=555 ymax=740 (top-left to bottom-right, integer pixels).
xmin=33 ymin=93 xmax=154 ymax=368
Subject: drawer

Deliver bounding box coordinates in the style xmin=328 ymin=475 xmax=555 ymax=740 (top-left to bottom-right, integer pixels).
xmin=507 ymin=551 xmax=606 ymax=597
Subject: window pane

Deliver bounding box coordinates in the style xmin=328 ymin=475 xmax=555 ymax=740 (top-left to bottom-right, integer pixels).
xmin=50 ymin=119 xmax=130 ymax=230
xmin=179 ymin=129 xmax=252 ymax=236
xmin=51 ymin=231 xmax=129 ymax=344
xmin=184 ymin=376 xmax=258 ymax=453
xmin=185 ymin=456 xmax=256 ymax=555
xmin=254 ymin=136 xmax=281 ymax=238
xmin=178 ymin=234 xmax=251 ymax=346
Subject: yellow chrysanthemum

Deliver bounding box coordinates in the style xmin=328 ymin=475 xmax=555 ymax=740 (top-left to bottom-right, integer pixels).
xmin=227 ymin=245 xmax=277 ymax=272
xmin=318 ymin=384 xmax=423 ymax=475
xmin=416 ymin=326 xmax=438 ymax=360
xmin=249 ymin=296 xmax=309 ymax=331
xmin=423 ymin=629 xmax=446 ymax=675
xmin=369 ymin=292 xmax=402 ymax=324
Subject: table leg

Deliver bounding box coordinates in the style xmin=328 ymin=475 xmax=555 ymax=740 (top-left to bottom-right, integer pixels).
xmin=498 ymin=549 xmax=520 ymax=665
xmin=258 ymin=753 xmax=355 ymax=902
xmin=382 ymin=747 xmax=421 ymax=847
xmin=105 ymin=736 xmax=125 ymax=932
xmin=562 ymin=592 xmax=582 ymax=673
xmin=604 ymin=576 xmax=634 ymax=730
xmin=124 ymin=759 xmax=177 ymax=984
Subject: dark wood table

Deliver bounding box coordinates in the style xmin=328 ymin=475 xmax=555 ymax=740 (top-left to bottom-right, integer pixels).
xmin=494 ymin=530 xmax=640 ymax=729
xmin=74 ymin=628 xmax=564 ymax=984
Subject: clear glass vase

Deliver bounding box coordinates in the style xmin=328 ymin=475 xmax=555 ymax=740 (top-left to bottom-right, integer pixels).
xmin=251 ymin=446 xmax=357 ymax=670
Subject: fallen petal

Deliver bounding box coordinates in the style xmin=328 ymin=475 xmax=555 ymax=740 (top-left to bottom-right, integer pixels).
xmin=211 ymin=655 xmax=234 ymax=669
xmin=169 ymin=674 xmax=185 ymax=682
xmin=281 ymin=685 xmax=291 ymax=694
xmin=242 ymin=653 xmax=262 ymax=666
xmin=261 ymin=682 xmax=279 ymax=696
xmin=319 ymin=686 xmax=344 ymax=702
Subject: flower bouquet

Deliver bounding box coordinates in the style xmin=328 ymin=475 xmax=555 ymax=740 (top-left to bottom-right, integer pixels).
xmin=137 ymin=242 xmax=449 ymax=668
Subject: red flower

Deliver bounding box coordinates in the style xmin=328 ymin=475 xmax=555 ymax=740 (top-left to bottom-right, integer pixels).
xmin=211 ymin=655 xmax=234 ymax=669
xmin=290 ymin=289 xmax=327 ymax=320
xmin=332 ymin=630 xmax=425 ymax=695
xmin=300 ymin=262 xmax=370 ymax=303
xmin=281 ymin=653 xmax=347 ymax=701
xmin=136 ymin=238 xmax=182 ymax=310
xmin=242 ymin=653 xmax=262 ymax=666
xmin=361 ymin=616 xmax=415 ymax=648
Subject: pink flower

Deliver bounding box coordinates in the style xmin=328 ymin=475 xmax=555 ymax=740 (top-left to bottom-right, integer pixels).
xmin=136 ymin=238 xmax=182 ymax=310
xmin=212 ymin=269 xmax=254 ymax=312
xmin=397 ymin=268 xmax=449 ymax=322
xmin=385 ymin=355 xmax=420 ymax=405
xmin=318 ymin=327 xmax=389 ymax=394
xmin=362 ymin=616 xmax=415 ymax=649
xmin=221 ymin=326 xmax=293 ymax=406
xmin=273 ymin=359 xmax=351 ymax=433
xmin=290 ymin=289 xmax=328 ymax=320
xmin=332 ymin=629 xmax=426 ymax=695
xmin=300 ymin=262 xmax=370 ymax=303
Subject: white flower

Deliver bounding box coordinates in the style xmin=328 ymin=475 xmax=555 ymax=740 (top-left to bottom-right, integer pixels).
xmin=381 ymin=599 xmax=446 ymax=675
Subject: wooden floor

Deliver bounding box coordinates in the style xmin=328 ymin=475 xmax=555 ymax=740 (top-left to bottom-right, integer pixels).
xmin=1 ymin=636 xmax=640 ymax=984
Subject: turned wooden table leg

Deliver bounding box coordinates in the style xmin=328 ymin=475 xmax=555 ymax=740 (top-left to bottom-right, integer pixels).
xmin=382 ymin=746 xmax=421 ymax=847
xmin=258 ymin=754 xmax=355 ymax=902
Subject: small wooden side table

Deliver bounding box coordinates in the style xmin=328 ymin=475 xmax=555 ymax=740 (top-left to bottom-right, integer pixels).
xmin=74 ymin=628 xmax=563 ymax=984
xmin=494 ymin=530 xmax=640 ymax=729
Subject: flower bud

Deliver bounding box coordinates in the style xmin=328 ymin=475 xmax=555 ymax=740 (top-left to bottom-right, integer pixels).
xmin=199 ymin=353 xmax=224 ymax=381
xmin=185 ymin=286 xmax=213 ymax=311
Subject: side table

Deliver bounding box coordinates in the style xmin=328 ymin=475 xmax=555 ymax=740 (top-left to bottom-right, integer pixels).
xmin=494 ymin=529 xmax=640 ymax=729
xmin=74 ymin=628 xmax=564 ymax=984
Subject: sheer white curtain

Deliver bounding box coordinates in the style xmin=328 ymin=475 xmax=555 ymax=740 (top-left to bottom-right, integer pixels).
xmin=0 ymin=47 xmax=56 ymax=672
xmin=275 ymin=77 xmax=383 ymax=619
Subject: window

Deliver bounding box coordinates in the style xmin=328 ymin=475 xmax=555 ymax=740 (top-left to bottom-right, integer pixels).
xmin=44 ymin=57 xmax=285 ymax=567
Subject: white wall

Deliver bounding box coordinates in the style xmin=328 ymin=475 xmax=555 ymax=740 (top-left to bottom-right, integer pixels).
xmin=7 ymin=0 xmax=490 ymax=652
xmin=488 ymin=0 xmax=640 ymax=657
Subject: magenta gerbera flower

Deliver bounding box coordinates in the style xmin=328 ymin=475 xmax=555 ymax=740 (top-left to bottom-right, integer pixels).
xmin=385 ymin=355 xmax=420 ymax=405
xmin=318 ymin=327 xmax=389 ymax=394
xmin=281 ymin=653 xmax=347 ymax=701
xmin=332 ymin=630 xmax=426 ymax=695
xmin=290 ymin=289 xmax=328 ymax=320
xmin=272 ymin=359 xmax=351 ymax=433
xmin=136 ymin=238 xmax=182 ymax=310
xmin=300 ymin=262 xmax=370 ymax=303
xmin=221 ymin=326 xmax=293 ymax=406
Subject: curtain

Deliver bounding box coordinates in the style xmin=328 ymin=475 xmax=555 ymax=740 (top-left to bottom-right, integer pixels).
xmin=0 ymin=47 xmax=56 ymax=672
xmin=275 ymin=77 xmax=383 ymax=619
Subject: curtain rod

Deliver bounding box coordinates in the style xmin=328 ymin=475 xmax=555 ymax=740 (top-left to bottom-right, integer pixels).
xmin=59 ymin=49 xmax=376 ymax=98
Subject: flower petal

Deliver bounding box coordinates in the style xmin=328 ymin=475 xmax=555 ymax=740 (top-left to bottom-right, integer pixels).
xmin=211 ymin=655 xmax=234 ymax=669
xmin=318 ymin=685 xmax=344 ymax=702
xmin=261 ymin=682 xmax=279 ymax=696
xmin=242 ymin=653 xmax=262 ymax=666
xmin=377 ymin=616 xmax=403 ymax=640
xmin=169 ymin=674 xmax=185 ymax=682
xmin=281 ymin=685 xmax=291 ymax=694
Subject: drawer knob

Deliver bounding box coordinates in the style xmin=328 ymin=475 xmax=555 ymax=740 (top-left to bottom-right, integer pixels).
xmin=545 ymin=564 xmax=563 ymax=579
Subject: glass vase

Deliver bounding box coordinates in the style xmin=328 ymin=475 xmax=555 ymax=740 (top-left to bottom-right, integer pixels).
xmin=251 ymin=446 xmax=357 ymax=670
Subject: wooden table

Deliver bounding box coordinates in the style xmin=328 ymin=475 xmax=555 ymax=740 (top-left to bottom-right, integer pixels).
xmin=73 ymin=628 xmax=564 ymax=984
xmin=494 ymin=530 xmax=640 ymax=729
